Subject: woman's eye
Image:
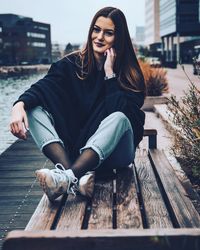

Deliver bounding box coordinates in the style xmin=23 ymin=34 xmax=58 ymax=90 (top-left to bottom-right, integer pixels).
xmin=105 ymin=31 xmax=114 ymax=36
xmin=93 ymin=27 xmax=100 ymax=33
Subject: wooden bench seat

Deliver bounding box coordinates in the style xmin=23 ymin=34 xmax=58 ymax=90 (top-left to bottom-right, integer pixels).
xmin=3 ymin=130 xmax=200 ymax=250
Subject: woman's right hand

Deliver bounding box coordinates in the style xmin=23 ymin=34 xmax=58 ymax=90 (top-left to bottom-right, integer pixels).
xmin=10 ymin=101 xmax=29 ymax=140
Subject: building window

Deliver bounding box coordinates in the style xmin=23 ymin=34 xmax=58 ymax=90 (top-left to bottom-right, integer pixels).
xmin=0 ymin=27 xmax=2 ymax=32
xmin=4 ymin=42 xmax=12 ymax=47
xmin=34 ymin=25 xmax=49 ymax=31
xmin=27 ymin=32 xmax=46 ymax=38
xmin=14 ymin=41 xmax=20 ymax=47
xmin=16 ymin=20 xmax=25 ymax=26
xmin=28 ymin=42 xmax=46 ymax=47
xmin=199 ymin=0 xmax=200 ymax=22
xmin=0 ymin=38 xmax=3 ymax=43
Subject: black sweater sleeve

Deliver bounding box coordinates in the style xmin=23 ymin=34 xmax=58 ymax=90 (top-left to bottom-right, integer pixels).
xmin=104 ymin=77 xmax=145 ymax=146
xmin=13 ymin=59 xmax=69 ymax=110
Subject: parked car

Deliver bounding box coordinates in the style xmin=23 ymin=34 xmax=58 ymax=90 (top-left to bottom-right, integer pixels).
xmin=146 ymin=57 xmax=161 ymax=67
xmin=193 ymin=54 xmax=200 ymax=75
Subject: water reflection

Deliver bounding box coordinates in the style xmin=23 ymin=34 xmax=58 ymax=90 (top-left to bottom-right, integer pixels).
xmin=0 ymin=73 xmax=46 ymax=154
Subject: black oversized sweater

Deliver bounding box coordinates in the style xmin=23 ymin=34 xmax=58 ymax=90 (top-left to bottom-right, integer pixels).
xmin=16 ymin=53 xmax=145 ymax=161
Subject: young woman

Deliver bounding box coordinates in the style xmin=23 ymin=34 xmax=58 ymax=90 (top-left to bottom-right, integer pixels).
xmin=10 ymin=7 xmax=146 ymax=201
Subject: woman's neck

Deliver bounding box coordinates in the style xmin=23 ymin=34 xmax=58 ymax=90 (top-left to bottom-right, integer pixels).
xmin=94 ymin=53 xmax=104 ymax=71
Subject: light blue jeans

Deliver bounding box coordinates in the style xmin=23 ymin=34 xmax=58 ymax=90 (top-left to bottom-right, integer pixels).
xmin=27 ymin=106 xmax=135 ymax=169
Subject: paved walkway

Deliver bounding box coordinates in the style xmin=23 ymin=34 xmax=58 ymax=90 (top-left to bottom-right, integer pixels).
xmin=144 ymin=63 xmax=200 ymax=151
xmin=165 ymin=64 xmax=199 ymax=99
xmin=143 ymin=64 xmax=200 ymax=185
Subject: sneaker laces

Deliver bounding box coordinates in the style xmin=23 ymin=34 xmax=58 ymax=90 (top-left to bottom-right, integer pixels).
xmin=70 ymin=183 xmax=79 ymax=196
xmin=54 ymin=163 xmax=78 ymax=196
xmin=55 ymin=163 xmax=67 ymax=172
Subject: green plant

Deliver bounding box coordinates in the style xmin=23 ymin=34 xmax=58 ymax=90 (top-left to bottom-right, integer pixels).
xmin=167 ymin=65 xmax=200 ymax=181
xmin=139 ymin=60 xmax=169 ymax=96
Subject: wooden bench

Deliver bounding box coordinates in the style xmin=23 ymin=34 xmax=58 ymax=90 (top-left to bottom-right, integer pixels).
xmin=3 ymin=129 xmax=200 ymax=250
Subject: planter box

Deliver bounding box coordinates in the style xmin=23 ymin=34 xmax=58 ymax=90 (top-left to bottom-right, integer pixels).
xmin=163 ymin=61 xmax=177 ymax=68
xmin=142 ymin=95 xmax=168 ymax=111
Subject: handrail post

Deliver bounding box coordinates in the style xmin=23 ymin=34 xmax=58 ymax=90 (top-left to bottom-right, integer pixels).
xmin=143 ymin=129 xmax=157 ymax=149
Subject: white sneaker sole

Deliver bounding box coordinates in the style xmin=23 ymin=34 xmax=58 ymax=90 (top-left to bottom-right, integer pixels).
xmin=79 ymin=171 xmax=95 ymax=198
xmin=35 ymin=169 xmax=59 ymax=202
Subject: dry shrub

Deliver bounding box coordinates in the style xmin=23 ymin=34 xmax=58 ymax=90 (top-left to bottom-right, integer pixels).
xmin=139 ymin=60 xmax=169 ymax=96
xmin=167 ymin=65 xmax=200 ymax=180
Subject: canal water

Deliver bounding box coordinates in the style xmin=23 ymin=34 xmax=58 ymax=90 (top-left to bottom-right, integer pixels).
xmin=0 ymin=73 xmax=46 ymax=155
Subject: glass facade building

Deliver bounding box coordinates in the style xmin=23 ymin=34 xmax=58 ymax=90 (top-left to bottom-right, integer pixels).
xmin=160 ymin=0 xmax=176 ymax=37
xmin=145 ymin=0 xmax=161 ymax=57
xmin=160 ymin=0 xmax=200 ymax=36
xmin=145 ymin=0 xmax=161 ymax=44
xmin=160 ymin=0 xmax=200 ymax=64
xmin=0 ymin=14 xmax=51 ymax=65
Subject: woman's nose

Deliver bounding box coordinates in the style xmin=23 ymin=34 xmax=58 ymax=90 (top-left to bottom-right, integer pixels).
xmin=97 ymin=31 xmax=104 ymax=40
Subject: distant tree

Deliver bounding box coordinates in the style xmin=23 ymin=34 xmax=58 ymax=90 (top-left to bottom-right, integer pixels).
xmin=138 ymin=46 xmax=150 ymax=57
xmin=64 ymin=43 xmax=73 ymax=54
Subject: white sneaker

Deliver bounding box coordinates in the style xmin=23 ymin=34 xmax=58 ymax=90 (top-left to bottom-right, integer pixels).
xmin=35 ymin=163 xmax=78 ymax=202
xmin=78 ymin=171 xmax=95 ymax=198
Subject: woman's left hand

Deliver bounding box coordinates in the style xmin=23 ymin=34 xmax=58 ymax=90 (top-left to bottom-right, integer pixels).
xmin=104 ymin=48 xmax=116 ymax=76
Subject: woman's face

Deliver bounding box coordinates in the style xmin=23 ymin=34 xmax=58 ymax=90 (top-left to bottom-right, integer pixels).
xmin=91 ymin=16 xmax=115 ymax=58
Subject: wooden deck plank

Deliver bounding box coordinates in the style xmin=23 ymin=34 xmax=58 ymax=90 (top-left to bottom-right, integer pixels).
xmin=116 ymin=166 xmax=143 ymax=229
xmin=0 ymin=158 xmax=44 ymax=162
xmin=0 ymin=206 xmax=41 ymax=215
xmin=0 ymin=194 xmax=41 ymax=201
xmin=0 ymin=190 xmax=42 ymax=196
xmin=56 ymin=194 xmax=87 ymax=230
xmin=149 ymin=149 xmax=200 ymax=228
xmin=0 ymin=213 xmax=33 ymax=222
xmin=3 ymin=229 xmax=200 ymax=250
xmin=134 ymin=149 xmax=173 ymax=228
xmin=0 ymin=193 xmax=42 ymax=199
xmin=0 ymin=165 xmax=46 ymax=170
xmin=0 ymin=179 xmax=37 ymax=184
xmin=1 ymin=219 xmax=33 ymax=230
xmin=0 ymin=135 xmax=49 ymax=246
xmin=25 ymin=195 xmax=63 ymax=231
xmin=0 ymin=181 xmax=40 ymax=188
xmin=0 ymin=171 xmax=39 ymax=178
xmin=88 ymin=179 xmax=113 ymax=229
xmin=0 ymin=199 xmax=42 ymax=209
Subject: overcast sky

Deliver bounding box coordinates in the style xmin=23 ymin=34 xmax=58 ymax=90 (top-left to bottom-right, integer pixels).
xmin=0 ymin=0 xmax=145 ymax=44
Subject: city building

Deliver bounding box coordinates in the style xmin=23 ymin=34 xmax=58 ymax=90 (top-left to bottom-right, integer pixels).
xmin=160 ymin=0 xmax=200 ymax=65
xmin=51 ymin=43 xmax=63 ymax=62
xmin=145 ymin=0 xmax=161 ymax=57
xmin=0 ymin=14 xmax=51 ymax=65
xmin=135 ymin=26 xmax=145 ymax=46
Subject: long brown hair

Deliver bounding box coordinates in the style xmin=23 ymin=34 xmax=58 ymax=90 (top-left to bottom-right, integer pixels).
xmin=76 ymin=6 xmax=145 ymax=93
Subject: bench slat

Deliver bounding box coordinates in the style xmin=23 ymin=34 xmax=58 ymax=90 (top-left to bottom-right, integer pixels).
xmin=134 ymin=149 xmax=173 ymax=228
xmin=3 ymin=229 xmax=200 ymax=250
xmin=87 ymin=180 xmax=113 ymax=229
xmin=149 ymin=149 xmax=200 ymax=228
xmin=116 ymin=166 xmax=143 ymax=229
xmin=25 ymin=195 xmax=63 ymax=231
xmin=56 ymin=194 xmax=87 ymax=230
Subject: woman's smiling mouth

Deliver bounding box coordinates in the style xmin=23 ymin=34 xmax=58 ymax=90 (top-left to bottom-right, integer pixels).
xmin=94 ymin=42 xmax=105 ymax=47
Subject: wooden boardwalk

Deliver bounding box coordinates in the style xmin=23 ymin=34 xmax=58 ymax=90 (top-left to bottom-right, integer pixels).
xmin=0 ymin=134 xmax=52 ymax=249
xmin=2 ymin=130 xmax=200 ymax=250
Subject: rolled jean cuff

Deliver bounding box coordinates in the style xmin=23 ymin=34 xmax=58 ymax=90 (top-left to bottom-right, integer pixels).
xmin=40 ymin=138 xmax=64 ymax=151
xmin=79 ymin=143 xmax=104 ymax=168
